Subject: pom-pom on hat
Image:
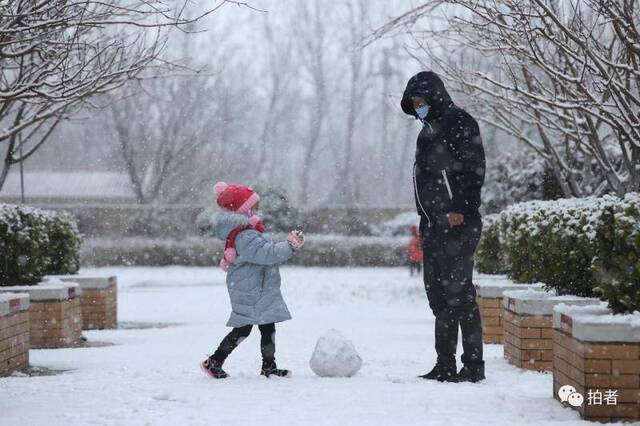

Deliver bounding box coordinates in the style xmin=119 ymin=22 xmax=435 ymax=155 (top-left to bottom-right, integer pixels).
xmin=214 ymin=182 xmax=260 ymax=214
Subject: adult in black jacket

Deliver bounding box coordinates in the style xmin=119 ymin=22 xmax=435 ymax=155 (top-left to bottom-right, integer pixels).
xmin=401 ymin=71 xmax=485 ymax=383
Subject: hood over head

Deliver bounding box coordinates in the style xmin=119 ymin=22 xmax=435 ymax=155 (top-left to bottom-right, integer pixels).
xmin=401 ymin=71 xmax=453 ymax=118
xmin=209 ymin=210 xmax=251 ymax=241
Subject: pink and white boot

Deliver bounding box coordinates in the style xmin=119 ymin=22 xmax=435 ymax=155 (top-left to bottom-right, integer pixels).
xmin=201 ymin=357 xmax=229 ymax=379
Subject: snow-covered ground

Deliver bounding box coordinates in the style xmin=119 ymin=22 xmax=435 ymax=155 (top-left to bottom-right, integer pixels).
xmin=1 ymin=267 xmax=610 ymax=426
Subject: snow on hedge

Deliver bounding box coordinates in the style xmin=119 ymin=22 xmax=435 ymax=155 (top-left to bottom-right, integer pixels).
xmin=0 ymin=203 xmax=81 ymax=285
xmin=476 ymin=193 xmax=640 ymax=314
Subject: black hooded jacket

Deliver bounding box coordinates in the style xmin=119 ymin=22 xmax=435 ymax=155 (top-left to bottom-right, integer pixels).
xmin=401 ymin=71 xmax=485 ymax=226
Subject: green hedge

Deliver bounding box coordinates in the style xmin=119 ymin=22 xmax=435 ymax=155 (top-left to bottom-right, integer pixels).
xmin=475 ymin=214 xmax=507 ymax=274
xmin=476 ymin=194 xmax=640 ymax=313
xmin=0 ymin=204 xmax=82 ymax=285
xmin=592 ymin=195 xmax=640 ymax=314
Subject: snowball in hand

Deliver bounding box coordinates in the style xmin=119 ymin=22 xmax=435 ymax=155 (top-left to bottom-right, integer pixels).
xmin=287 ymin=230 xmax=305 ymax=250
xmin=309 ymin=329 xmax=362 ymax=377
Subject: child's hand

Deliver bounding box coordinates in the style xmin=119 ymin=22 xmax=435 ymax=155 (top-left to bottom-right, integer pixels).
xmin=287 ymin=230 xmax=305 ymax=250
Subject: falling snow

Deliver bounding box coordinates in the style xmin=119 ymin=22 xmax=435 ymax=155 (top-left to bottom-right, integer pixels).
xmin=2 ymin=267 xmax=595 ymax=425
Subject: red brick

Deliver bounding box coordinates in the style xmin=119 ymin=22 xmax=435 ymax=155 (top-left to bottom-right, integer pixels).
xmin=478 ymin=298 xmax=502 ymax=308
xmin=584 ymin=359 xmax=611 ymax=374
xmin=583 ymin=403 xmax=639 ymax=419
xmin=483 ymin=334 xmax=502 ymax=344
xmin=612 ymin=360 xmax=640 ymax=375
xmin=585 ymin=344 xmax=640 ymax=360
xmin=585 ymin=373 xmax=611 ymax=387
xmin=553 ymin=330 xmax=585 ymax=356
xmin=611 ymin=374 xmax=640 ymax=389
xmin=483 ymin=316 xmax=501 ymax=326
xmin=617 ymin=388 xmax=640 ymax=404
xmin=482 ymin=307 xmax=503 ymax=318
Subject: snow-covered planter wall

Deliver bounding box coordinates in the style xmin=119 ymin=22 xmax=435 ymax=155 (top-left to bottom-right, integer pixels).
xmin=45 ymin=275 xmax=117 ymax=330
xmin=477 ymin=193 xmax=640 ymax=314
xmin=0 ymin=204 xmax=81 ymax=285
xmin=502 ymin=290 xmax=599 ymax=371
xmin=0 ymin=293 xmax=29 ymax=376
xmin=1 ymin=282 xmax=82 ymax=348
xmin=553 ymin=304 xmax=640 ymax=422
xmin=474 ymin=278 xmax=544 ymax=344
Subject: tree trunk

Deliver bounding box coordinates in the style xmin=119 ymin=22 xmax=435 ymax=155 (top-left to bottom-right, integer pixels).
xmin=0 ymin=143 xmax=13 ymax=192
xmin=300 ymin=97 xmax=323 ymax=205
xmin=631 ymin=144 xmax=640 ymax=193
xmin=298 ymin=1 xmax=325 ymax=206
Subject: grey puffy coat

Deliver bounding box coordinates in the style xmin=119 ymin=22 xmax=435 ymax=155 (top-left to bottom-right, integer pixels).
xmin=210 ymin=211 xmax=294 ymax=327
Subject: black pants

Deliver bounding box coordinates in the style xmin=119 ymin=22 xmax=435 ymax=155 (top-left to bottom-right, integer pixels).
xmin=212 ymin=323 xmax=276 ymax=365
xmin=409 ymin=261 xmax=422 ymax=276
xmin=421 ymin=215 xmax=483 ymax=366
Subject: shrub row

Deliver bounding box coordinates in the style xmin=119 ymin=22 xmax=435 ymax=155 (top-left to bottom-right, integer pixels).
xmin=80 ymin=235 xmax=409 ymax=267
xmin=592 ymin=195 xmax=640 ymax=314
xmin=475 ymin=214 xmax=507 ymax=275
xmin=0 ymin=204 xmax=82 ymax=285
xmin=476 ymin=194 xmax=640 ymax=313
xmin=45 ymin=204 xmax=412 ymax=238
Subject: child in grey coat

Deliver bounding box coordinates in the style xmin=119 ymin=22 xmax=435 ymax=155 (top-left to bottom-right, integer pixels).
xmin=201 ymin=182 xmax=304 ymax=379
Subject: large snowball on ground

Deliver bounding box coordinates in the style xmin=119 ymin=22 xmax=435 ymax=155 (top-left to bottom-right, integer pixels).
xmin=309 ymin=329 xmax=362 ymax=377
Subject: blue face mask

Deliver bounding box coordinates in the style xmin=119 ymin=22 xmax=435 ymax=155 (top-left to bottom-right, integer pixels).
xmin=415 ymin=104 xmax=430 ymax=120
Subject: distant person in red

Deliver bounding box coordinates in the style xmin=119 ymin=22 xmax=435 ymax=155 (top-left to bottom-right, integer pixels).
xmin=407 ymin=225 xmax=423 ymax=276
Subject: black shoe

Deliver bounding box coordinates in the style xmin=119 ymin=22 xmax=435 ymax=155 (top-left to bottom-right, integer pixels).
xmin=261 ymin=362 xmax=292 ymax=378
xmin=449 ymin=364 xmax=485 ymax=383
xmin=419 ymin=362 xmax=457 ymax=382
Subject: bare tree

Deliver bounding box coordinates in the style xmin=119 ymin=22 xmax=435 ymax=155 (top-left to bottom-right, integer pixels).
xmin=254 ymin=14 xmax=293 ymax=182
xmin=293 ymin=0 xmax=328 ymax=205
xmin=377 ymin=43 xmax=412 ymax=206
xmin=328 ymin=0 xmax=367 ymax=205
xmin=0 ymin=0 xmax=240 ymax=189
xmin=374 ymin=0 xmax=640 ymax=195
xmin=21 ymin=1 xmax=424 ymax=209
xmin=109 ymin=72 xmax=246 ymax=204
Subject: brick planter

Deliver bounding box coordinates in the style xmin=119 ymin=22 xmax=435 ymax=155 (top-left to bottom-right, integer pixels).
xmin=0 ymin=294 xmax=30 ymax=376
xmin=553 ymin=304 xmax=640 ymax=422
xmin=473 ymin=279 xmax=545 ymax=344
xmin=1 ymin=282 xmax=82 ymax=349
xmin=502 ymin=290 xmax=600 ymax=372
xmin=45 ymin=275 xmax=117 ymax=330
